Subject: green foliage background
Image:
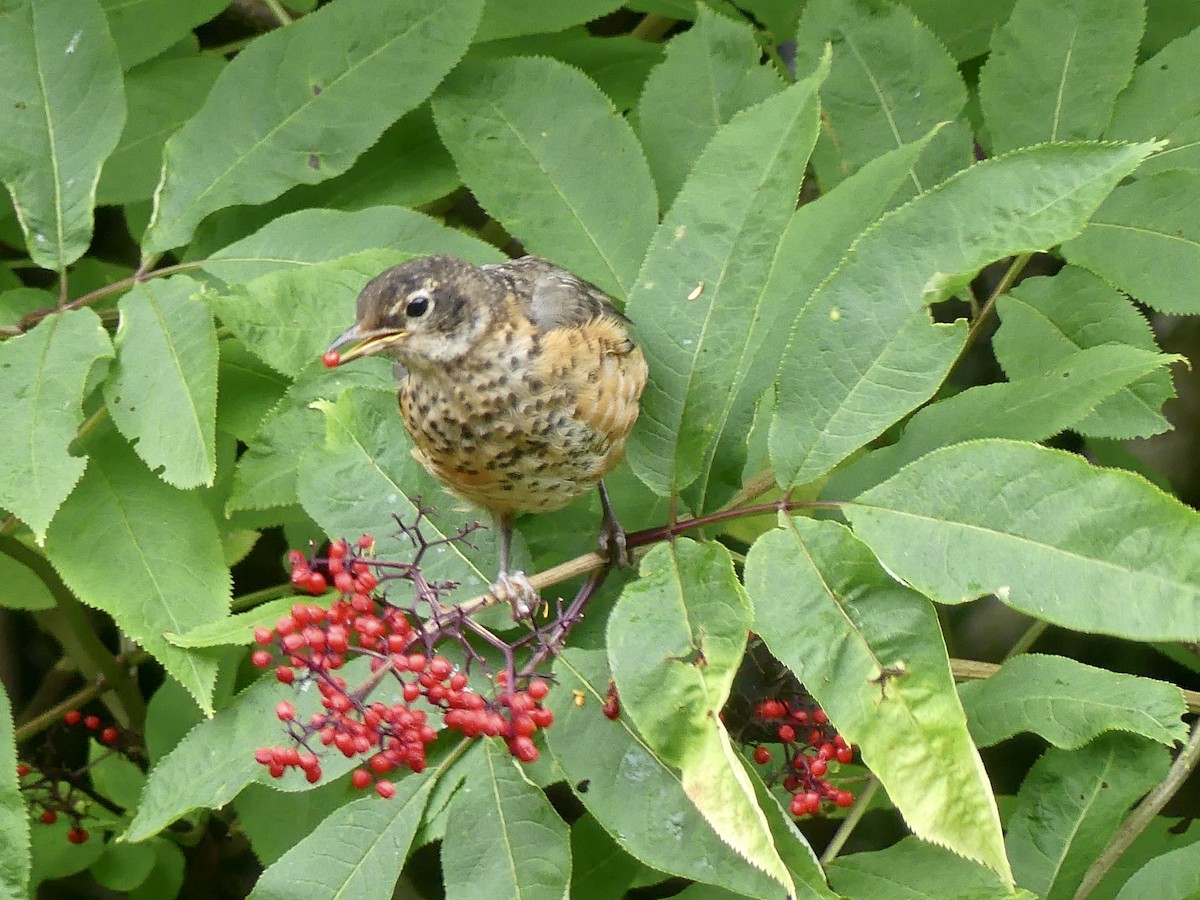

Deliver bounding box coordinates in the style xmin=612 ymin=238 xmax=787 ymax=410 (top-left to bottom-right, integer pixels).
xmin=3 ymin=0 xmax=1200 ymax=898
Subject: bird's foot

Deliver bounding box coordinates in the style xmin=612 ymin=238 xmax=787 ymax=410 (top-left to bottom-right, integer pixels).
xmin=491 ymin=570 xmax=539 ymax=620
xmin=597 ymin=517 xmax=630 ymax=568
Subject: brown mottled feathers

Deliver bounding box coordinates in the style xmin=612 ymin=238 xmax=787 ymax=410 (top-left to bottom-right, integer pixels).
xmin=383 ymin=256 xmax=647 ymax=516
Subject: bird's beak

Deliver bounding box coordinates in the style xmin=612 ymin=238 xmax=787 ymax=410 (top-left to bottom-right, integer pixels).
xmin=326 ymin=323 xmax=409 ymax=363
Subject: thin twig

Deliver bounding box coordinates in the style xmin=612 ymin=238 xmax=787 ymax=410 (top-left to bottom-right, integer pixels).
xmin=820 ymin=776 xmax=879 ymax=865
xmin=1074 ymin=715 xmax=1200 ymax=899
xmin=14 ymin=651 xmax=150 ymax=744
xmin=16 ymin=261 xmax=204 ymax=332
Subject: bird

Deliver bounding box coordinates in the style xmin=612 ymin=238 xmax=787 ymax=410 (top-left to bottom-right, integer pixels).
xmin=324 ymin=255 xmax=648 ymax=617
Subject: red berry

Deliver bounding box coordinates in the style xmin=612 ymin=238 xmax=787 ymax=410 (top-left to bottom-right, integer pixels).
xmin=777 ymin=724 xmax=796 ymax=743
xmin=251 ymin=649 xmax=272 ymax=668
xmin=836 ymin=746 xmax=853 ymax=765
xmin=328 ymin=540 xmax=347 ymax=559
xmin=753 ymin=746 xmax=772 ymax=765
xmin=358 ymin=534 xmax=374 ymax=549
xmin=253 ymin=626 xmax=273 ymax=645
xmin=352 ymin=769 xmax=372 ymax=790
xmin=834 ymin=790 xmax=855 ymax=808
xmin=83 ymin=715 xmax=101 ymax=731
xmin=407 ymin=653 xmax=427 ymax=672
xmin=429 ymin=657 xmax=452 ymax=680
xmin=322 ymin=350 xmax=341 ymax=368
xmin=276 ymin=701 xmax=296 ymax=721
xmin=16 ymin=763 xmax=30 ymax=777
xmin=450 ymin=673 xmax=468 ymax=691
xmin=813 ymin=709 xmax=828 ymax=725
xmin=276 ymin=666 xmax=295 ymax=684
xmin=527 ymin=679 xmax=549 ymax=700
xmin=306 ymin=572 xmax=328 ymax=595
xmin=64 ymin=709 xmax=83 ymax=726
xmin=40 ymin=810 xmax=57 ymax=825
xmin=100 ymin=727 xmax=119 ymax=745
xmin=67 ymin=827 xmax=89 ymax=844
xmin=809 ymin=758 xmax=828 ymax=777
xmin=509 ymin=736 xmax=539 ymax=763
xmin=376 ymin=780 xmax=396 ymax=799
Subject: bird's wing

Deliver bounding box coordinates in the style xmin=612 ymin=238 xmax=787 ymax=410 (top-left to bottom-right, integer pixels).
xmin=483 ymin=257 xmax=630 ymax=330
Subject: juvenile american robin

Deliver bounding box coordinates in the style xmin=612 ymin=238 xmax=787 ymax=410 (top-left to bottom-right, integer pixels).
xmin=325 ymin=255 xmax=648 ymax=616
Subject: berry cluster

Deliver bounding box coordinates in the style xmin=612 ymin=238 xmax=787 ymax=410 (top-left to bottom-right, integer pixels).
xmin=252 ymin=531 xmax=556 ymax=797
xmin=750 ymin=698 xmax=855 ymax=817
xmin=17 ymin=710 xmax=139 ymax=844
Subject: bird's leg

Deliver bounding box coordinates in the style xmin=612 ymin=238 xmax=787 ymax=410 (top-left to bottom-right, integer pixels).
xmin=491 ymin=510 xmax=538 ymax=619
xmin=597 ymin=480 xmax=630 ymax=568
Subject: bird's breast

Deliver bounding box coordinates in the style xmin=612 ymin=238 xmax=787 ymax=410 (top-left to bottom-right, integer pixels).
xmin=397 ymin=317 xmax=644 ymax=514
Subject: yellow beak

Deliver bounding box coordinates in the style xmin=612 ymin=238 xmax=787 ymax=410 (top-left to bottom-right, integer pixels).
xmin=326 ymin=323 xmax=409 ymax=363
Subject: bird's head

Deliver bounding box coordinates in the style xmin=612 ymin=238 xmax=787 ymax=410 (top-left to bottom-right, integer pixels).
xmin=326 ymin=255 xmax=496 ymax=370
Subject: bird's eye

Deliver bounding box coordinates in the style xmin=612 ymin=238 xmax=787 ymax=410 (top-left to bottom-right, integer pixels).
xmin=405 ymin=293 xmax=431 ymax=318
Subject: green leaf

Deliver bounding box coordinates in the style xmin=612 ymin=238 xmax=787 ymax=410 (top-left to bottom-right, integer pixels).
xmin=547 ymin=649 xmax=833 ymax=899
xmin=708 ymin=130 xmax=937 ymax=503
xmin=249 ymin=776 xmax=434 ymax=900
xmin=126 ymin=839 xmax=185 ymax=900
xmin=635 ymin=6 xmax=782 ymax=207
xmin=227 ymin=403 xmax=324 ymax=514
xmin=826 ymin=343 xmax=1178 ymax=498
xmin=277 ymin=105 xmax=461 ymax=213
xmin=0 ymin=544 xmax=55 ymax=610
xmin=1107 ymin=24 xmax=1200 ymax=176
xmin=901 ymin=0 xmax=1018 ymax=61
xmin=0 ymin=308 xmax=112 ymax=542
xmin=235 ymin=780 xmax=357 ymax=867
xmin=625 ymin=68 xmax=826 ymax=500
xmin=0 ymin=0 xmax=126 ymax=269
xmin=166 ymin=597 xmax=297 ymax=649
xmin=608 ymin=539 xmax=797 ymax=895
xmin=1006 ymin=735 xmax=1169 ymax=899
xmin=475 ymin=0 xmax=624 ymax=41
xmin=432 ymin=55 xmax=657 ymax=299
xmin=103 ymin=276 xmax=218 ymax=488
xmin=846 ymin=440 xmax=1200 ymax=641
xmin=769 ymin=141 xmax=1158 ymax=488
xmin=1062 ymin=169 xmax=1200 ymax=314
xmin=794 ymin=0 xmax=970 ymax=195
xmin=96 ymin=55 xmax=225 ymax=206
xmin=978 ymin=0 xmax=1143 ymax=152
xmin=744 ymin=516 xmax=1011 ymax=883
xmin=297 ymin=390 xmax=501 ymax=602
xmin=959 ymin=654 xmax=1188 ymax=749
xmin=0 ymin=682 xmax=30 ymax=900
xmin=569 ymin=814 xmax=647 ymax=900
xmin=994 ymin=266 xmax=1175 ymax=439
xmin=226 ymin=362 xmax=394 ymax=515
xmin=214 ymin=338 xmax=290 ymax=442
xmin=200 ymin=206 xmax=504 ymax=284
xmin=99 ymin=0 xmax=226 ymax=69
xmin=89 ymin=736 xmax=145 ymax=809
xmin=43 ymin=427 xmax=229 ymax=712
xmin=828 ymin=837 xmax=1030 ymax=900
xmin=206 ymin=250 xmax=405 ymax=379
xmin=126 ymin=663 xmax=378 ymax=841
xmin=442 ymin=740 xmax=570 ymax=900
xmin=89 ymin=840 xmax=156 ymax=892
xmin=476 ymin=31 xmax=664 ymax=111
xmin=1118 ymin=840 xmax=1200 ymax=900
xmin=143 ymin=0 xmax=483 ymax=253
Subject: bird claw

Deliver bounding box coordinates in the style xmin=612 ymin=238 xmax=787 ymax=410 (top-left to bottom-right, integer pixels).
xmin=491 ymin=571 xmax=538 ymax=620
xmin=598 ymin=519 xmax=630 ymax=568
